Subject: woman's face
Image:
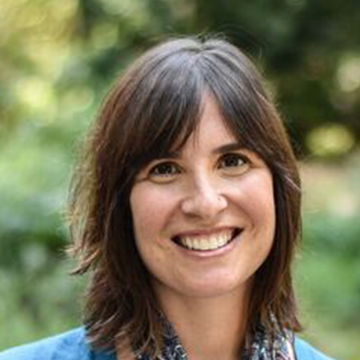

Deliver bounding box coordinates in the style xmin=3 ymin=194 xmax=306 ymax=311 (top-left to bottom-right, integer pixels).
xmin=130 ymin=97 xmax=275 ymax=301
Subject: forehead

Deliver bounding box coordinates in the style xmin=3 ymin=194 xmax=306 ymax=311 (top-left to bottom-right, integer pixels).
xmin=184 ymin=96 xmax=238 ymax=152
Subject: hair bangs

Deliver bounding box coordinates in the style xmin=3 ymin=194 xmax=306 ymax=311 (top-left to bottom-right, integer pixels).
xmin=128 ymin=55 xmax=206 ymax=171
xmin=197 ymin=49 xmax=278 ymax=164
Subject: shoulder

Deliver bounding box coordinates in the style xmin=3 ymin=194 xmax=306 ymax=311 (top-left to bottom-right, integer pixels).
xmin=0 ymin=328 xmax=95 ymax=360
xmin=294 ymin=337 xmax=337 ymax=360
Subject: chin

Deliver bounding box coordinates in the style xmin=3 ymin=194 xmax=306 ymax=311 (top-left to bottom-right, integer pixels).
xmin=168 ymin=275 xmax=252 ymax=300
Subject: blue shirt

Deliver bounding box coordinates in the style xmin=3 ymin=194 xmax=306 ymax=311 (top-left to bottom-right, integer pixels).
xmin=0 ymin=327 xmax=335 ymax=360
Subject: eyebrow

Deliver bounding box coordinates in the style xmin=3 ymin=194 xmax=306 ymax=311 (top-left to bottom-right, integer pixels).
xmin=151 ymin=142 xmax=245 ymax=161
xmin=212 ymin=142 xmax=244 ymax=154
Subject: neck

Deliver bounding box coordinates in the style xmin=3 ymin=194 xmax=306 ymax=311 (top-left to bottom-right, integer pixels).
xmin=157 ymin=287 xmax=251 ymax=360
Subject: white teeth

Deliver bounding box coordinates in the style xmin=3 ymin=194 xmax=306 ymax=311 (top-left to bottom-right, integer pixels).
xmin=210 ymin=237 xmax=217 ymax=249
xmin=194 ymin=238 xmax=200 ymax=249
xmin=200 ymin=239 xmax=209 ymax=250
xmin=184 ymin=238 xmax=191 ymax=249
xmin=179 ymin=231 xmax=234 ymax=251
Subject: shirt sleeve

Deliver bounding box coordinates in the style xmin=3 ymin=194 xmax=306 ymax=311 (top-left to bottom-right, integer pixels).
xmin=0 ymin=328 xmax=91 ymax=360
xmin=294 ymin=337 xmax=337 ymax=360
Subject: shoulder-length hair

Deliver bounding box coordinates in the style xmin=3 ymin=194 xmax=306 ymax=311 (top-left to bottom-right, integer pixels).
xmin=68 ymin=36 xmax=302 ymax=356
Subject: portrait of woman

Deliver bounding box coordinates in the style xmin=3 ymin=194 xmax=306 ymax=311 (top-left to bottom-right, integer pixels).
xmin=0 ymin=37 xmax=335 ymax=360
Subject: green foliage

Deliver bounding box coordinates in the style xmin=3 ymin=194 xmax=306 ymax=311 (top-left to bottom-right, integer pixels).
xmin=0 ymin=259 xmax=84 ymax=349
xmin=295 ymin=155 xmax=360 ymax=359
xmin=1 ymin=0 xmax=360 ymax=152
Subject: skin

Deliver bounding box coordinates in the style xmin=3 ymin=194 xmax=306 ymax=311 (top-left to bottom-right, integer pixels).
xmin=130 ymin=97 xmax=276 ymax=360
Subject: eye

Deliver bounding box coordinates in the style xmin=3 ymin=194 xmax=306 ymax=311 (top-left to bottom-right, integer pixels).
xmin=218 ymin=153 xmax=249 ymax=174
xmin=148 ymin=161 xmax=181 ymax=181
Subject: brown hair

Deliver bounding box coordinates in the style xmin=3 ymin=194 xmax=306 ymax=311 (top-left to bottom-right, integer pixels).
xmin=68 ymin=36 xmax=302 ymax=356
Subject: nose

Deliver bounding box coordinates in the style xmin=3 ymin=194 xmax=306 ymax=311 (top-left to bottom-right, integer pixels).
xmin=180 ymin=177 xmax=228 ymax=220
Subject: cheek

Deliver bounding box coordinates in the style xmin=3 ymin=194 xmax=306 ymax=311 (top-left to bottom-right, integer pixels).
xmin=239 ymin=171 xmax=276 ymax=230
xmin=130 ymin=184 xmax=175 ymax=244
xmin=130 ymin=185 xmax=176 ymax=276
xmin=130 ymin=186 xmax=155 ymax=240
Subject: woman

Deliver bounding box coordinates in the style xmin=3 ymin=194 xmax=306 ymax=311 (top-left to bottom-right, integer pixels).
xmin=0 ymin=37 xmax=335 ymax=360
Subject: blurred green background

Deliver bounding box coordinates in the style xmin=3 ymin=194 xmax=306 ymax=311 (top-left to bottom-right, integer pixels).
xmin=0 ymin=0 xmax=359 ymax=358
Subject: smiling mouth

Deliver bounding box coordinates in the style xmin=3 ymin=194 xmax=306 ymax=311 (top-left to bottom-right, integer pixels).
xmin=172 ymin=228 xmax=242 ymax=251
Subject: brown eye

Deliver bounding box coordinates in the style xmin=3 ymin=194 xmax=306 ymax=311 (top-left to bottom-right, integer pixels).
xmin=150 ymin=162 xmax=180 ymax=178
xmin=219 ymin=153 xmax=246 ymax=168
xmin=218 ymin=153 xmax=250 ymax=175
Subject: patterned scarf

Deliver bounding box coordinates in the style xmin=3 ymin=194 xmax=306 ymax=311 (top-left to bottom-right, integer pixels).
xmin=241 ymin=322 xmax=294 ymax=360
xmin=135 ymin=317 xmax=294 ymax=360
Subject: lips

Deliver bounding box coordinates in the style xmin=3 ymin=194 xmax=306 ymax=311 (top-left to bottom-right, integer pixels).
xmin=172 ymin=228 xmax=242 ymax=251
